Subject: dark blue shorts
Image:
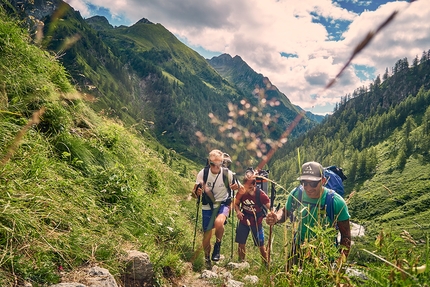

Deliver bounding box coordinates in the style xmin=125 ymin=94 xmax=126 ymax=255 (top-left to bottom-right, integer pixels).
xmin=202 ymin=204 xmax=230 ymax=232
xmin=235 ymin=222 xmax=265 ymax=246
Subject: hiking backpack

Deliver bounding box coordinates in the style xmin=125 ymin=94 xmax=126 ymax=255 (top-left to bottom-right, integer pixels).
xmin=323 ymin=165 xmax=347 ymax=197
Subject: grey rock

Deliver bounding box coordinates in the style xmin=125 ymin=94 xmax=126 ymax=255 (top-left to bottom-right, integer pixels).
xmin=226 ymin=261 xmax=250 ymax=270
xmin=200 ymin=270 xmax=218 ymax=279
xmin=86 ymin=267 xmax=117 ymax=287
xmin=225 ymin=279 xmax=244 ymax=287
xmin=346 ymin=267 xmax=368 ymax=280
xmin=244 ymin=275 xmax=259 ymax=284
xmin=122 ymin=250 xmax=154 ymax=286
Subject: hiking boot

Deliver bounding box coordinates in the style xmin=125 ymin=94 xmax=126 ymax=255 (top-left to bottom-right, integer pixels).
xmin=205 ymin=256 xmax=212 ymax=270
xmin=211 ymin=241 xmax=221 ymax=261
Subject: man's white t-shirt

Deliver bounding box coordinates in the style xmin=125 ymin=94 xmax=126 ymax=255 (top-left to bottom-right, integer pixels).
xmin=196 ymin=167 xmax=234 ymax=210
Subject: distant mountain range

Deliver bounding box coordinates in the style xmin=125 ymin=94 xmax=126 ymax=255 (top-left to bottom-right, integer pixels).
xmin=1 ymin=0 xmax=321 ymax=163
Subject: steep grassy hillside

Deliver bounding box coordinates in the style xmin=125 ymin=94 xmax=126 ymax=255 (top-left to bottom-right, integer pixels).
xmin=0 ymin=7 xmax=202 ymax=286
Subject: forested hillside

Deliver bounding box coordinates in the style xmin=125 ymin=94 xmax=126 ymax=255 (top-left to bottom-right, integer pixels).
xmin=270 ymin=50 xmax=430 ymax=242
xmin=208 ymin=53 xmax=322 ymax=130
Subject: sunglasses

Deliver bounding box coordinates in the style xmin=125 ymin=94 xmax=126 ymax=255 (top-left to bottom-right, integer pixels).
xmin=301 ymin=180 xmax=320 ymax=188
xmin=209 ymin=161 xmax=222 ymax=167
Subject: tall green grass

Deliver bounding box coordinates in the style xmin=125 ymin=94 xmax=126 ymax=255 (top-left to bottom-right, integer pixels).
xmin=0 ymin=7 xmax=202 ymax=286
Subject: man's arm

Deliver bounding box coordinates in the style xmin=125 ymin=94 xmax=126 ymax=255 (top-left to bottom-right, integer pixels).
xmin=234 ymin=198 xmax=244 ymax=220
xmin=337 ymin=219 xmax=351 ymax=259
xmin=266 ymin=207 xmax=287 ymax=225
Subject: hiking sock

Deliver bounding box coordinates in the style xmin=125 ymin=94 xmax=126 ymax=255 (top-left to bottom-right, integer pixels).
xmin=211 ymin=241 xmax=221 ymax=261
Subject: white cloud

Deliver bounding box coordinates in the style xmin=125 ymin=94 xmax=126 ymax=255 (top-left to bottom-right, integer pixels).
xmin=64 ymin=0 xmax=90 ymax=17
xmin=64 ymin=0 xmax=430 ymax=114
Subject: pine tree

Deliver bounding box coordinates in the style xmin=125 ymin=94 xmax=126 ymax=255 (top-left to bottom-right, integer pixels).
xmin=383 ymin=67 xmax=389 ymax=81
xmin=348 ymin=151 xmax=358 ymax=182
xmin=396 ymin=147 xmax=407 ymax=170
xmin=423 ymin=106 xmax=430 ymax=136
xmin=358 ymin=149 xmax=368 ymax=176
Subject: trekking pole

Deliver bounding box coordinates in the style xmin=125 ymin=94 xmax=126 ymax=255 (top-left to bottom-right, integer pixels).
xmin=231 ymin=174 xmax=238 ymax=259
xmin=267 ymin=181 xmax=276 ymax=268
xmin=192 ymin=185 xmax=202 ymax=251
xmin=251 ymin=208 xmax=265 ymax=265
xmin=230 ymin=191 xmax=235 ymax=259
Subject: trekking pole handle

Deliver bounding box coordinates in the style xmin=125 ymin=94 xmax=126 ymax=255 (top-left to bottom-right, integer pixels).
xmin=193 ymin=183 xmax=203 ymax=205
xmin=270 ymin=182 xmax=276 ymax=210
xmin=196 ymin=183 xmax=202 ymax=204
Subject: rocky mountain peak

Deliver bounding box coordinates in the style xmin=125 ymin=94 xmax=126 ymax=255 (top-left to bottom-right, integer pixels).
xmin=86 ymin=15 xmax=114 ymax=30
xmin=135 ymin=18 xmax=154 ymax=25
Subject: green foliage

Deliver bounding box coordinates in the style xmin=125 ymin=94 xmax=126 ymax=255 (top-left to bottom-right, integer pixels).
xmin=2 ymin=2 xmax=430 ymax=286
xmin=352 ymin=230 xmax=429 ymax=287
xmin=92 ymin=164 xmax=134 ymax=205
xmin=145 ymin=168 xmax=160 ymax=194
xmin=264 ymin=47 xmax=430 ymax=286
xmin=0 ymin=9 xmax=200 ymax=286
xmin=0 ymin=9 xmax=72 ymax=117
xmin=253 ymin=222 xmax=353 ymax=286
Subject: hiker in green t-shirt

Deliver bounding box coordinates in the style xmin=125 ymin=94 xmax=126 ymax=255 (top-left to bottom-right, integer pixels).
xmin=266 ymin=161 xmax=351 ymax=268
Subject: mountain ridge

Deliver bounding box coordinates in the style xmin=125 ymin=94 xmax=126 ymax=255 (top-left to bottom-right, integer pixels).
xmin=208 ymin=53 xmax=325 ymax=124
xmin=20 ymin=0 xmax=319 ymax=165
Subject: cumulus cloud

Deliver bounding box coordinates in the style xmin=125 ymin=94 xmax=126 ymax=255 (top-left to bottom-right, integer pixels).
xmin=64 ymin=0 xmax=90 ymax=17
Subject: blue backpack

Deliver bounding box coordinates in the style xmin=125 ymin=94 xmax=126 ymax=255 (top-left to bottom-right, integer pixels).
xmin=324 ymin=166 xmax=347 ymax=198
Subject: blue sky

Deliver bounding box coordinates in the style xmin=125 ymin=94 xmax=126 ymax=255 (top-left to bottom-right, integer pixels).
xmin=64 ymin=0 xmax=430 ymax=115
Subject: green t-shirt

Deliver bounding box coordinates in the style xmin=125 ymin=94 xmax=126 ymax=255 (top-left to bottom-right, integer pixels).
xmin=286 ymin=187 xmax=350 ymax=243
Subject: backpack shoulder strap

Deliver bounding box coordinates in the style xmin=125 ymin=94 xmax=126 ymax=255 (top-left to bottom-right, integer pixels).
xmin=324 ymin=189 xmax=339 ymax=246
xmin=325 ymin=189 xmax=336 ymax=225
xmin=289 ymin=185 xmax=303 ymax=221
xmin=222 ymin=167 xmax=232 ymax=198
xmin=255 ymin=186 xmax=261 ymax=207
xmin=201 ymin=165 xmax=215 ymax=209
xmin=254 ymin=186 xmax=268 ymax=217
xmin=203 ymin=165 xmax=210 ymax=184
